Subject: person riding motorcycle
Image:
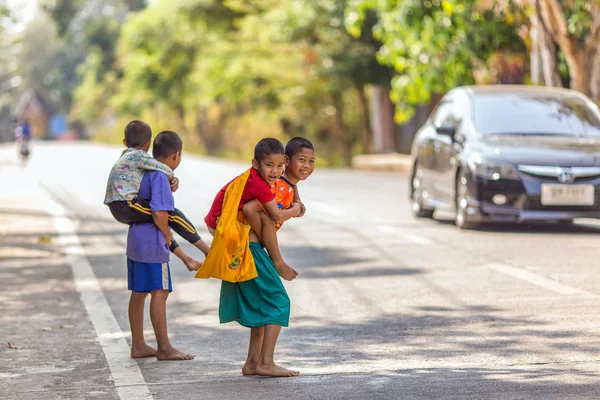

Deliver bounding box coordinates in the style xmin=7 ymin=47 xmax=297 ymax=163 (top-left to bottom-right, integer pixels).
xmin=15 ymin=120 xmax=32 ymax=162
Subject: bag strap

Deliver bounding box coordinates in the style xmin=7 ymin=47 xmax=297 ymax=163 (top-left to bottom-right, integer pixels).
xmin=218 ymin=168 xmax=252 ymax=228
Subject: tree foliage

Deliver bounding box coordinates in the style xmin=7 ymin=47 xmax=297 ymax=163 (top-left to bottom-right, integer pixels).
xmin=71 ymin=0 xmax=389 ymax=164
xmin=535 ymin=0 xmax=600 ymax=101
xmin=347 ymin=0 xmax=527 ymax=121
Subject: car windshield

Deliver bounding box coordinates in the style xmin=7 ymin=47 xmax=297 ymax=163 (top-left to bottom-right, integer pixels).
xmin=473 ymin=93 xmax=600 ymax=137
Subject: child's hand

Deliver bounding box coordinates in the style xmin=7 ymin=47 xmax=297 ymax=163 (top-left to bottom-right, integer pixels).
xmin=165 ymin=232 xmax=174 ymax=246
xmin=170 ymin=177 xmax=179 ymax=192
xmin=297 ymin=201 xmax=306 ymax=217
xmin=292 ymin=202 xmax=303 ymax=218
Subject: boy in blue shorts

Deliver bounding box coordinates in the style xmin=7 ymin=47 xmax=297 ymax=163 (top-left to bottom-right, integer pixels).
xmin=126 ymin=130 xmax=194 ymax=360
xmin=105 ymin=120 xmax=209 ymax=271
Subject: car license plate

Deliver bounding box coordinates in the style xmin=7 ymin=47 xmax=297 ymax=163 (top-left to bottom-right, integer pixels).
xmin=541 ymin=184 xmax=595 ymax=206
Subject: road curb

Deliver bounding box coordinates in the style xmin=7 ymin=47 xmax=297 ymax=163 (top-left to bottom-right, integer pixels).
xmin=351 ymin=153 xmax=412 ymax=173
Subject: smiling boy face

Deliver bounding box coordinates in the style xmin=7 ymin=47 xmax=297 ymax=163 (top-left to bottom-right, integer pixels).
xmin=286 ymin=147 xmax=315 ymax=182
xmin=253 ymin=153 xmax=286 ymax=186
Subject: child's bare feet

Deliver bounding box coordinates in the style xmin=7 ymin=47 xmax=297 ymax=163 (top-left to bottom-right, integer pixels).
xmin=274 ymin=261 xmax=298 ymax=281
xmin=242 ymin=361 xmax=258 ymax=375
xmin=256 ymin=363 xmax=299 ymax=377
xmin=156 ymin=346 xmax=195 ymax=361
xmin=183 ymin=258 xmax=202 ymax=272
xmin=131 ymin=343 xmax=157 ymax=358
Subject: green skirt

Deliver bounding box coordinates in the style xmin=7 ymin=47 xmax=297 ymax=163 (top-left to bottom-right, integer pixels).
xmin=219 ymin=242 xmax=290 ymax=327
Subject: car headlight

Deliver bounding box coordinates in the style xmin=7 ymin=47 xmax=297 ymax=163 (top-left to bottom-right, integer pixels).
xmin=467 ymin=154 xmax=519 ymax=180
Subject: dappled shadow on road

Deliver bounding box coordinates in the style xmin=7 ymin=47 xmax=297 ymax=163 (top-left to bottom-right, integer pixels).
xmin=280 ymin=245 xmax=371 ymax=269
xmin=280 ymin=244 xmax=422 ymax=278
xmin=156 ymin=298 xmax=600 ymax=399
xmin=0 ymin=207 xmax=116 ymax=223
xmin=5 ymin=192 xmax=600 ymax=398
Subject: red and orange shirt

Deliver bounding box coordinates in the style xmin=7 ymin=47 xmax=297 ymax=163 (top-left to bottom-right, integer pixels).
xmin=204 ymin=168 xmax=275 ymax=230
xmin=270 ymin=176 xmax=295 ymax=231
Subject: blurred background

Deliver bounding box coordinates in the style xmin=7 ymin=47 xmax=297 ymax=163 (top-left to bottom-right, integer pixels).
xmin=0 ymin=0 xmax=597 ymax=166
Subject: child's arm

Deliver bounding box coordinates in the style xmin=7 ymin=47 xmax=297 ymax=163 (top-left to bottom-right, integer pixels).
xmin=262 ymin=200 xmax=301 ymax=224
xmin=292 ymin=185 xmax=305 ymax=217
xmin=152 ymin=210 xmax=173 ymax=246
xmin=137 ymin=151 xmax=175 ymax=180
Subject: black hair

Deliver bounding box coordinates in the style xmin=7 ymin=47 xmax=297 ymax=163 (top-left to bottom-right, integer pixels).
xmin=152 ymin=130 xmax=182 ymax=159
xmin=285 ymin=137 xmax=314 ymax=158
xmin=124 ymin=120 xmax=152 ymax=148
xmin=254 ymin=138 xmax=285 ymax=163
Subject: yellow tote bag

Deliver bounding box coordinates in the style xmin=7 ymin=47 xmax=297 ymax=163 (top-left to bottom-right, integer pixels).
xmin=195 ymin=169 xmax=258 ymax=282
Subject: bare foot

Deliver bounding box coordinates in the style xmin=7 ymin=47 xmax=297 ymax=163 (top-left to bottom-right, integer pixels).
xmin=156 ymin=347 xmax=195 ymax=361
xmin=274 ymin=261 xmax=299 ymax=281
xmin=256 ymin=363 xmax=299 ymax=377
xmin=131 ymin=343 xmax=157 ymax=358
xmin=183 ymin=258 xmax=202 ymax=272
xmin=242 ymin=362 xmax=258 ymax=375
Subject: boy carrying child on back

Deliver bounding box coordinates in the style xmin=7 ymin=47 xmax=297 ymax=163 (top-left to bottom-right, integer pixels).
xmin=204 ymin=137 xmax=315 ymax=377
xmin=104 ymin=120 xmax=210 ymax=271
xmin=242 ymin=136 xmax=315 ymax=281
xmin=126 ymin=130 xmax=194 ymax=360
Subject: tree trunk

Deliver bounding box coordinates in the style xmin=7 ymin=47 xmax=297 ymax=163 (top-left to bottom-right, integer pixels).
xmin=356 ymin=84 xmax=373 ymax=154
xmin=540 ymin=33 xmax=561 ymax=87
xmin=537 ymin=0 xmax=590 ymax=94
xmin=194 ymin=105 xmax=224 ymax=155
xmin=175 ymin=103 xmax=187 ymax=132
xmin=533 ymin=7 xmax=562 ymax=86
xmin=590 ymin=49 xmax=600 ymax=103
xmin=331 ymin=92 xmax=353 ymax=166
xmin=530 ymin=11 xmax=541 ymax=85
xmin=370 ymin=85 xmax=395 ymax=153
xmin=531 ymin=1 xmax=561 ymax=86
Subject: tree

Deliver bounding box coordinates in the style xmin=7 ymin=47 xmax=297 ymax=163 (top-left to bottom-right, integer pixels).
xmin=207 ymin=0 xmax=393 ymax=161
xmin=535 ymin=0 xmax=600 ymax=102
xmin=14 ymin=13 xmax=81 ymax=113
xmin=108 ymin=0 xmax=390 ymax=164
xmin=346 ymin=0 xmax=527 ymax=121
xmin=43 ymin=0 xmax=147 ymax=116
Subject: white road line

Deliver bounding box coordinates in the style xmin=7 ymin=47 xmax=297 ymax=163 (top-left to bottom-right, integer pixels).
xmin=44 ymin=192 xmax=153 ymax=400
xmin=486 ymin=263 xmax=598 ymax=297
xmin=377 ymin=224 xmax=434 ymax=245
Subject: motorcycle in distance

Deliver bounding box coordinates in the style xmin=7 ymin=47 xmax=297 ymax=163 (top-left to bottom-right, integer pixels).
xmin=14 ymin=121 xmax=31 ymax=166
xmin=18 ymin=140 xmax=30 ymax=165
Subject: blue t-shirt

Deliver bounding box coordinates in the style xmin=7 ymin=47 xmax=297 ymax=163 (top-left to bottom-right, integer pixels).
xmin=126 ymin=170 xmax=174 ymax=263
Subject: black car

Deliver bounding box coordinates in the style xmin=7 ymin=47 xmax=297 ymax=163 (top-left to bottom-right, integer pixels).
xmin=409 ymin=85 xmax=600 ymax=229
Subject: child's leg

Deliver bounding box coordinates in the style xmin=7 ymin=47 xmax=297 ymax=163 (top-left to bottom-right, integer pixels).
xmin=242 ymin=326 xmax=265 ymax=375
xmin=256 ymin=324 xmax=299 ymax=377
xmin=114 ymin=200 xmax=200 ymax=269
xmin=128 ymin=291 xmax=157 ymax=358
xmin=243 ymin=201 xmax=298 ymax=281
xmin=109 ymin=200 xmax=153 ymax=224
xmin=168 ymin=208 xmax=209 ymax=255
xmin=171 ymin=246 xmax=202 ymax=272
xmin=243 ymin=200 xmax=265 ymax=239
xmin=149 ymin=289 xmax=194 ymax=361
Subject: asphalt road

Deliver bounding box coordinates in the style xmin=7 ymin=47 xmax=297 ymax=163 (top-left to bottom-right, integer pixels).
xmin=2 ymin=141 xmax=600 ymax=400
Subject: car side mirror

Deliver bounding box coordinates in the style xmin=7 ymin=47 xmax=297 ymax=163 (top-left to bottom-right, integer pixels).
xmin=436 ymin=124 xmax=455 ymax=138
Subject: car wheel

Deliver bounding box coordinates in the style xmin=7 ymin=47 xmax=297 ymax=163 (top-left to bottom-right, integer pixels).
xmin=455 ymin=169 xmax=478 ymax=230
xmin=411 ymin=164 xmax=434 ymax=218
